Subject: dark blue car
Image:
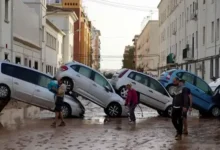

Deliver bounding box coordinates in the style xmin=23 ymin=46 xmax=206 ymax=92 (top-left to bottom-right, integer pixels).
xmin=158 ymin=69 xmax=220 ymax=117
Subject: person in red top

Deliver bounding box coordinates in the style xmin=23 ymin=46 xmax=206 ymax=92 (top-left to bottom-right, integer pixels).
xmin=125 ymin=84 xmax=138 ymax=123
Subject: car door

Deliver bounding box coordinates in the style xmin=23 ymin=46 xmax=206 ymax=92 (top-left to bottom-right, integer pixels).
xmin=194 ymin=77 xmax=213 ymax=111
xmin=11 ymin=65 xmax=37 ymax=104
xmin=89 ymin=72 xmax=113 ymax=107
xmin=148 ymin=78 xmax=171 ymax=110
xmin=73 ymin=65 xmax=93 ymax=99
xmin=32 ymin=73 xmax=55 ymax=110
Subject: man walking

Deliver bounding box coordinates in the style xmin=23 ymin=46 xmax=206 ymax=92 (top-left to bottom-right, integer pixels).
xmin=51 ymin=78 xmax=67 ymax=127
xmin=125 ymin=84 xmax=138 ymax=124
xmin=172 ymin=78 xmax=190 ymax=140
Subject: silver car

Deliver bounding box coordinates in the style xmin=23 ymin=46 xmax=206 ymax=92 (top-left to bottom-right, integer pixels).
xmin=0 ymin=61 xmax=85 ymax=118
xmin=55 ymin=61 xmax=127 ymax=117
xmin=110 ymin=69 xmax=173 ymax=117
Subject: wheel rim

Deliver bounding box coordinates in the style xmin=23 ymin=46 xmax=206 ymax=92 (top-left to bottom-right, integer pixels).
xmin=61 ymin=105 xmax=69 ymax=118
xmin=120 ymin=87 xmax=127 ymax=98
xmin=63 ymin=79 xmax=72 ymax=91
xmin=168 ymin=86 xmax=176 ymax=95
xmin=108 ymin=105 xmax=119 ymax=117
xmin=212 ymin=107 xmax=220 ymax=117
xmin=167 ymin=107 xmax=173 ymax=117
xmin=0 ymin=86 xmax=8 ymax=98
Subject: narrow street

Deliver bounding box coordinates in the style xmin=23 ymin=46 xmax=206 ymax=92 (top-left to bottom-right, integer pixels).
xmin=0 ymin=100 xmax=220 ymax=150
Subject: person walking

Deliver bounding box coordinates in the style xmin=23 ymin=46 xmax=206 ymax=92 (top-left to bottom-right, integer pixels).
xmin=172 ymin=78 xmax=190 ymax=140
xmin=51 ymin=78 xmax=67 ymax=127
xmin=125 ymin=84 xmax=138 ymax=124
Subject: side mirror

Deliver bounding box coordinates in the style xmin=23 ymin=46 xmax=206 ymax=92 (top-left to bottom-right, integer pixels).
xmin=104 ymin=86 xmax=110 ymax=92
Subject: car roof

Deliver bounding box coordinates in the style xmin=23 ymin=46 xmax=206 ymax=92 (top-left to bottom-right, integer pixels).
xmin=0 ymin=61 xmax=53 ymax=78
xmin=126 ymin=69 xmax=157 ymax=79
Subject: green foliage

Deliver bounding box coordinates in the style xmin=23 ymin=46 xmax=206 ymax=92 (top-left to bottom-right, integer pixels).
xmin=122 ymin=46 xmax=135 ymax=69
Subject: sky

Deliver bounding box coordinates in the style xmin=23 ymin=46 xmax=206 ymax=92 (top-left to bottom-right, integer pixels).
xmin=83 ymin=0 xmax=160 ymax=70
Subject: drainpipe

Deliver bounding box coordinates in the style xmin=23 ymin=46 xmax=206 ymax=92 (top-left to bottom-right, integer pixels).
xmin=10 ymin=0 xmax=14 ymax=62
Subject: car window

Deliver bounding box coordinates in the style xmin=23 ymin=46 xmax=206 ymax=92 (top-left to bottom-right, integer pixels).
xmin=134 ymin=73 xmax=149 ymax=86
xmin=195 ymin=77 xmax=210 ymax=94
xmin=182 ymin=73 xmax=194 ymax=84
xmin=128 ymin=72 xmax=135 ymax=79
xmin=70 ymin=65 xmax=79 ymax=71
xmin=176 ymin=72 xmax=183 ymax=78
xmin=149 ymin=78 xmax=167 ymax=95
xmin=94 ymin=73 xmax=112 ymax=91
xmin=37 ymin=74 xmax=52 ymax=88
xmin=2 ymin=63 xmax=37 ymax=84
xmin=78 ymin=66 xmax=92 ymax=78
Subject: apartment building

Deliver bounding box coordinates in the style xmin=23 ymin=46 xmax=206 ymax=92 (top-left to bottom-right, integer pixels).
xmin=136 ymin=20 xmax=160 ymax=75
xmin=91 ymin=26 xmax=101 ymax=70
xmin=0 ymin=0 xmax=12 ymax=62
xmin=158 ymin=0 xmax=220 ymax=82
xmin=132 ymin=35 xmax=139 ymax=69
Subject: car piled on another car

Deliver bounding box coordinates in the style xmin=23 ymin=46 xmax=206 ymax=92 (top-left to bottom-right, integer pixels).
xmin=0 ymin=61 xmax=85 ymax=118
xmin=110 ymin=68 xmax=173 ymax=117
xmin=55 ymin=61 xmax=128 ymax=117
xmin=159 ymin=69 xmax=220 ymax=117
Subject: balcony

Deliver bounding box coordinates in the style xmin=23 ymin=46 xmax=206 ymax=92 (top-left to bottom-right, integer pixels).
xmin=182 ymin=44 xmax=194 ymax=61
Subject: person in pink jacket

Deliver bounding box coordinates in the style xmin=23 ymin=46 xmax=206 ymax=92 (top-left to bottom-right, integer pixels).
xmin=125 ymin=84 xmax=138 ymax=123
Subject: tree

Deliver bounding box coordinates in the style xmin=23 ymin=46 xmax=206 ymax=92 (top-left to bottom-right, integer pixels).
xmin=122 ymin=46 xmax=135 ymax=69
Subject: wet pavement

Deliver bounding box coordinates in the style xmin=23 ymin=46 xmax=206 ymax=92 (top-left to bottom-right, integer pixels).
xmin=0 ymin=100 xmax=220 ymax=150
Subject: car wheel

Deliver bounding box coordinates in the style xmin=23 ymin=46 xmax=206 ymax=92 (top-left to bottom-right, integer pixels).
xmin=166 ymin=106 xmax=173 ymax=117
xmin=0 ymin=84 xmax=10 ymax=100
xmin=61 ymin=103 xmax=71 ymax=118
xmin=62 ymin=78 xmax=73 ymax=94
xmin=106 ymin=103 xmax=122 ymax=117
xmin=157 ymin=110 xmax=164 ymax=116
xmin=167 ymin=85 xmax=176 ymax=97
xmin=211 ymin=106 xmax=220 ymax=117
xmin=119 ymin=86 xmax=127 ymax=99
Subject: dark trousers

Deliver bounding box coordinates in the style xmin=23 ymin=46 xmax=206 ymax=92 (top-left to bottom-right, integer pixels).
xmin=129 ymin=104 xmax=136 ymax=122
xmin=172 ymin=108 xmax=183 ymax=135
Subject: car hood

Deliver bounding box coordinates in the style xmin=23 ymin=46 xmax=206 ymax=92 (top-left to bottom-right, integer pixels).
xmin=111 ymin=93 xmax=125 ymax=105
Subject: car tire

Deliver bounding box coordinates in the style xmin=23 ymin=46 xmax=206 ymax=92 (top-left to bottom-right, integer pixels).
xmin=61 ymin=103 xmax=72 ymax=118
xmin=157 ymin=110 xmax=164 ymax=116
xmin=105 ymin=102 xmax=122 ymax=117
xmin=119 ymin=86 xmax=127 ymax=99
xmin=0 ymin=84 xmax=10 ymax=100
xmin=210 ymin=106 xmax=220 ymax=117
xmin=166 ymin=85 xmax=176 ymax=97
xmin=165 ymin=106 xmax=173 ymax=117
xmin=62 ymin=78 xmax=74 ymax=94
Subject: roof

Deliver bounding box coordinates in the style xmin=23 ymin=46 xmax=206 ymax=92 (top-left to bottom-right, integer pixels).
xmin=157 ymin=0 xmax=163 ymax=9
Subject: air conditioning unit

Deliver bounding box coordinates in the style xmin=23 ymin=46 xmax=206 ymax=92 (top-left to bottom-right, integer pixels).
xmin=191 ymin=13 xmax=197 ymax=20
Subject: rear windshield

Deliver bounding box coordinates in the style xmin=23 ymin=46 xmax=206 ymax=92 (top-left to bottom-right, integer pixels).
xmin=116 ymin=68 xmax=127 ymax=74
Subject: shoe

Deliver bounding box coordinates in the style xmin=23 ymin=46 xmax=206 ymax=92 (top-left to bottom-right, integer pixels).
xmin=175 ymin=135 xmax=182 ymax=140
xmin=58 ymin=121 xmax=66 ymax=127
xmin=51 ymin=122 xmax=56 ymax=128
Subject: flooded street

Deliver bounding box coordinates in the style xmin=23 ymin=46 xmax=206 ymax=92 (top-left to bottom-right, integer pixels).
xmin=0 ymin=100 xmax=220 ymax=150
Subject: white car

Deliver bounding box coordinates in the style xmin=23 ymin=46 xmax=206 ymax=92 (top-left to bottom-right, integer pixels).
xmin=55 ymin=61 xmax=127 ymax=117
xmin=110 ymin=68 xmax=173 ymax=117
xmin=209 ymin=77 xmax=220 ymax=91
xmin=0 ymin=61 xmax=85 ymax=118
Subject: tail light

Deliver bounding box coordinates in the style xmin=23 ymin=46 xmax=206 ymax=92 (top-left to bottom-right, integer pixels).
xmin=60 ymin=65 xmax=68 ymax=71
xmin=118 ymin=69 xmax=128 ymax=78
xmin=166 ymin=71 xmax=174 ymax=80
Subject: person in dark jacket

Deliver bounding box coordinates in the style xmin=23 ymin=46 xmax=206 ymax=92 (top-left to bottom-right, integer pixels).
xmin=172 ymin=77 xmax=190 ymax=140
xmin=125 ymin=84 xmax=138 ymax=124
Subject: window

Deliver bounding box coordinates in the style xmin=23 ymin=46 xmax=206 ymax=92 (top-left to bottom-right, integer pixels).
xmin=203 ymin=26 xmax=206 ymax=45
xmin=34 ymin=61 xmax=38 ymax=70
xmin=46 ymin=32 xmax=56 ymax=50
xmin=210 ymin=58 xmax=214 ymax=77
xmin=212 ymin=0 xmax=214 ymax=4
xmin=24 ymin=58 xmax=28 ymax=66
xmin=128 ymin=72 xmax=135 ymax=79
xmin=182 ymin=73 xmax=194 ymax=84
xmin=134 ymin=73 xmax=149 ymax=86
xmin=217 ymin=19 xmax=219 ymax=40
xmin=190 ymin=4 xmax=192 ymax=18
xmin=187 ymin=7 xmax=189 ymax=22
xmin=94 ymin=73 xmax=111 ymax=90
xmin=5 ymin=0 xmax=9 ymax=22
xmin=149 ymin=78 xmax=167 ymax=95
xmin=29 ymin=60 xmax=32 ymax=68
xmin=195 ymin=77 xmax=210 ymax=94
xmin=15 ymin=57 xmax=21 ymax=64
xmin=211 ymin=21 xmax=214 ymax=42
xmin=196 ymin=31 xmax=198 ymax=48
xmin=70 ymin=65 xmax=79 ymax=71
xmin=4 ymin=53 xmax=9 ymax=61
xmin=37 ymin=74 xmax=52 ymax=88
xmin=182 ymin=12 xmax=184 ymax=27
xmin=78 ymin=66 xmax=92 ymax=78
xmin=215 ymin=58 xmax=219 ymax=77
xmin=203 ymin=0 xmax=205 ymax=4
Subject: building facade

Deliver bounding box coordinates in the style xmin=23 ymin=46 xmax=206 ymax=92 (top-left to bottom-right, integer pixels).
xmin=158 ymin=0 xmax=220 ymax=82
xmin=132 ymin=35 xmax=139 ymax=69
xmin=136 ymin=20 xmax=160 ymax=75
xmin=46 ymin=5 xmax=78 ymax=64
xmin=91 ymin=26 xmax=101 ymax=70
xmin=0 ymin=0 xmax=12 ymax=62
